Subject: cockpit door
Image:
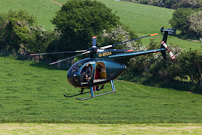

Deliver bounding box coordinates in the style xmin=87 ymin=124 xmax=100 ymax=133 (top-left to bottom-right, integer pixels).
xmin=80 ymin=62 xmax=95 ymax=85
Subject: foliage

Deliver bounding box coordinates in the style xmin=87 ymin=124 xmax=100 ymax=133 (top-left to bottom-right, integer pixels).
xmin=0 ymin=10 xmax=36 ymax=54
xmin=169 ymin=7 xmax=202 ymax=39
xmin=51 ymin=0 xmax=121 ymax=51
xmin=180 ymin=0 xmax=202 ymax=8
xmin=97 ymin=25 xmax=141 ymax=49
xmin=169 ymin=8 xmax=194 ymax=35
xmin=121 ymin=0 xmax=202 ymax=9
xmin=28 ymin=27 xmax=60 ymax=54
xmin=149 ymin=43 xmax=182 ymax=83
xmin=188 ymin=11 xmax=202 ymax=38
xmin=179 ymin=49 xmax=202 ymax=86
xmin=119 ymin=39 xmax=183 ymax=83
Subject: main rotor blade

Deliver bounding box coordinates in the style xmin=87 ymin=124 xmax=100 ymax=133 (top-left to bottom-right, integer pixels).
xmin=103 ymin=49 xmax=134 ymax=52
xmin=49 ymin=51 xmax=90 ymax=65
xmin=100 ymin=33 xmax=158 ymax=49
xmin=30 ymin=50 xmax=87 ymax=56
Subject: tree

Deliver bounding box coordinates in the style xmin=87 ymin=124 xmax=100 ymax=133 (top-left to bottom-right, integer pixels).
xmin=149 ymin=43 xmax=182 ymax=83
xmin=0 ymin=10 xmax=36 ymax=57
xmin=28 ymin=26 xmax=60 ymax=54
xmin=179 ymin=49 xmax=200 ymax=84
xmin=180 ymin=0 xmax=202 ymax=8
xmin=169 ymin=8 xmax=194 ymax=35
xmin=188 ymin=11 xmax=202 ymax=38
xmin=97 ymin=25 xmax=140 ymax=49
xmin=51 ymin=0 xmax=120 ymax=51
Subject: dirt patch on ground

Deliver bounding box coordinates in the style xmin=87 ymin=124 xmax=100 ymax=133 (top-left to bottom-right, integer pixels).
xmin=50 ymin=0 xmax=62 ymax=7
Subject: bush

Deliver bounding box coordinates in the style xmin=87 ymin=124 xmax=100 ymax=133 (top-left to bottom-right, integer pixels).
xmin=169 ymin=8 xmax=194 ymax=35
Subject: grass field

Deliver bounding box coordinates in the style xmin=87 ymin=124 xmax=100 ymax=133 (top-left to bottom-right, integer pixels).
xmin=1 ymin=0 xmax=202 ymax=132
xmin=1 ymin=56 xmax=202 ymax=124
xmin=0 ymin=0 xmax=201 ymax=51
xmin=1 ymin=123 xmax=202 ymax=134
xmin=0 ymin=0 xmax=61 ymax=30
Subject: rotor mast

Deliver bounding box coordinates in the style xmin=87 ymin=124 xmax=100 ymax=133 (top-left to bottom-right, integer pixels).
xmin=89 ymin=36 xmax=98 ymax=58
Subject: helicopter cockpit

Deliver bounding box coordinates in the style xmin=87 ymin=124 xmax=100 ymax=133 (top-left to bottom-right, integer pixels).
xmin=68 ymin=58 xmax=92 ymax=75
xmin=67 ymin=58 xmax=92 ymax=87
xmin=67 ymin=58 xmax=107 ymax=87
xmin=80 ymin=63 xmax=93 ymax=83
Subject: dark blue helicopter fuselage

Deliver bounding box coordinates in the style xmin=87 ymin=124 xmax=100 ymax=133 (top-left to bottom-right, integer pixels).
xmin=67 ymin=47 xmax=166 ymax=88
xmin=67 ymin=57 xmax=127 ymax=88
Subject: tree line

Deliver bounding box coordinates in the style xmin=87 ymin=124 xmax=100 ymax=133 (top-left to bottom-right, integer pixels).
xmin=121 ymin=0 xmax=202 ymax=39
xmin=0 ymin=0 xmax=201 ymax=91
xmin=120 ymin=0 xmax=202 ymax=9
xmin=170 ymin=7 xmax=202 ymax=39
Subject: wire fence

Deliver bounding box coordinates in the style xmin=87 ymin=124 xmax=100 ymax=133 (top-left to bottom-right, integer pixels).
xmin=0 ymin=52 xmax=72 ymax=69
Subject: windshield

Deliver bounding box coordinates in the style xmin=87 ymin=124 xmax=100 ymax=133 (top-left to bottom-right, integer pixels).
xmin=68 ymin=58 xmax=92 ymax=75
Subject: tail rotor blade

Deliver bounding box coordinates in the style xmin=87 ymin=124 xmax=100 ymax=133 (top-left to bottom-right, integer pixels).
xmin=169 ymin=51 xmax=175 ymax=60
xmin=161 ymin=41 xmax=175 ymax=60
xmin=49 ymin=51 xmax=90 ymax=65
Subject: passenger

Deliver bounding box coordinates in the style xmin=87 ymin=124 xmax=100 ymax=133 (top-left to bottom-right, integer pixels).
xmin=81 ymin=64 xmax=92 ymax=82
xmin=95 ymin=65 xmax=101 ymax=79
xmin=94 ymin=65 xmax=105 ymax=91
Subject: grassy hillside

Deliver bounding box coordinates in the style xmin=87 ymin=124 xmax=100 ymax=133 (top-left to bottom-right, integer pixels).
xmin=0 ymin=0 xmax=61 ymax=30
xmin=1 ymin=56 xmax=202 ymax=123
xmin=0 ymin=0 xmax=172 ymax=33
xmin=0 ymin=0 xmax=201 ymax=50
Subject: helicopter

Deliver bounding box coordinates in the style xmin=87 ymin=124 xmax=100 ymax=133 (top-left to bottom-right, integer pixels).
xmin=30 ymin=28 xmax=175 ymax=100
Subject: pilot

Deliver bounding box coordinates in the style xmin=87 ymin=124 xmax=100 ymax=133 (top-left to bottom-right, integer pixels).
xmin=81 ymin=64 xmax=92 ymax=82
xmin=80 ymin=64 xmax=92 ymax=94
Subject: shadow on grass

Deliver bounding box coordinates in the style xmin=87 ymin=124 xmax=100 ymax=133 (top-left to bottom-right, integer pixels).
xmin=142 ymin=77 xmax=199 ymax=92
xmin=174 ymin=33 xmax=200 ymax=41
xmin=29 ymin=62 xmax=62 ymax=70
xmin=119 ymin=73 xmax=202 ymax=94
xmin=0 ymin=52 xmax=69 ymax=71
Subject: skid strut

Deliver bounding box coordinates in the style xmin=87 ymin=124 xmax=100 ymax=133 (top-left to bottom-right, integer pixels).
xmin=76 ymin=80 xmax=116 ymax=100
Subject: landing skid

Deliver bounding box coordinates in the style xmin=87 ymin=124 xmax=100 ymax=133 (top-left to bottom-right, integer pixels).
xmin=76 ymin=80 xmax=116 ymax=100
xmin=76 ymin=91 xmax=116 ymax=100
xmin=64 ymin=90 xmax=90 ymax=97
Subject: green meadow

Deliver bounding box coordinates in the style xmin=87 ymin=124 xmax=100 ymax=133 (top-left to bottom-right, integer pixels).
xmin=0 ymin=0 xmax=201 ymax=50
xmin=1 ymin=56 xmax=202 ymax=123
xmin=0 ymin=0 xmax=61 ymax=30
xmin=1 ymin=1 xmax=202 ymax=132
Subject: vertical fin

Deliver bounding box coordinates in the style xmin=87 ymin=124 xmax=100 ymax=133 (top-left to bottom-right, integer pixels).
xmin=160 ymin=28 xmax=168 ymax=60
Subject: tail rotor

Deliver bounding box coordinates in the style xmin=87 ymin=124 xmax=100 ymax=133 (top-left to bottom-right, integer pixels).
xmin=161 ymin=40 xmax=175 ymax=60
xmin=160 ymin=27 xmax=176 ymax=60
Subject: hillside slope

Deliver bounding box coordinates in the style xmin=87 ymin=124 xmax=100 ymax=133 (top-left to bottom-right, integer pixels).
xmin=1 ymin=56 xmax=202 ymax=123
xmin=0 ymin=0 xmax=172 ymax=33
xmin=1 ymin=0 xmax=200 ymax=50
xmin=0 ymin=0 xmax=61 ymax=29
